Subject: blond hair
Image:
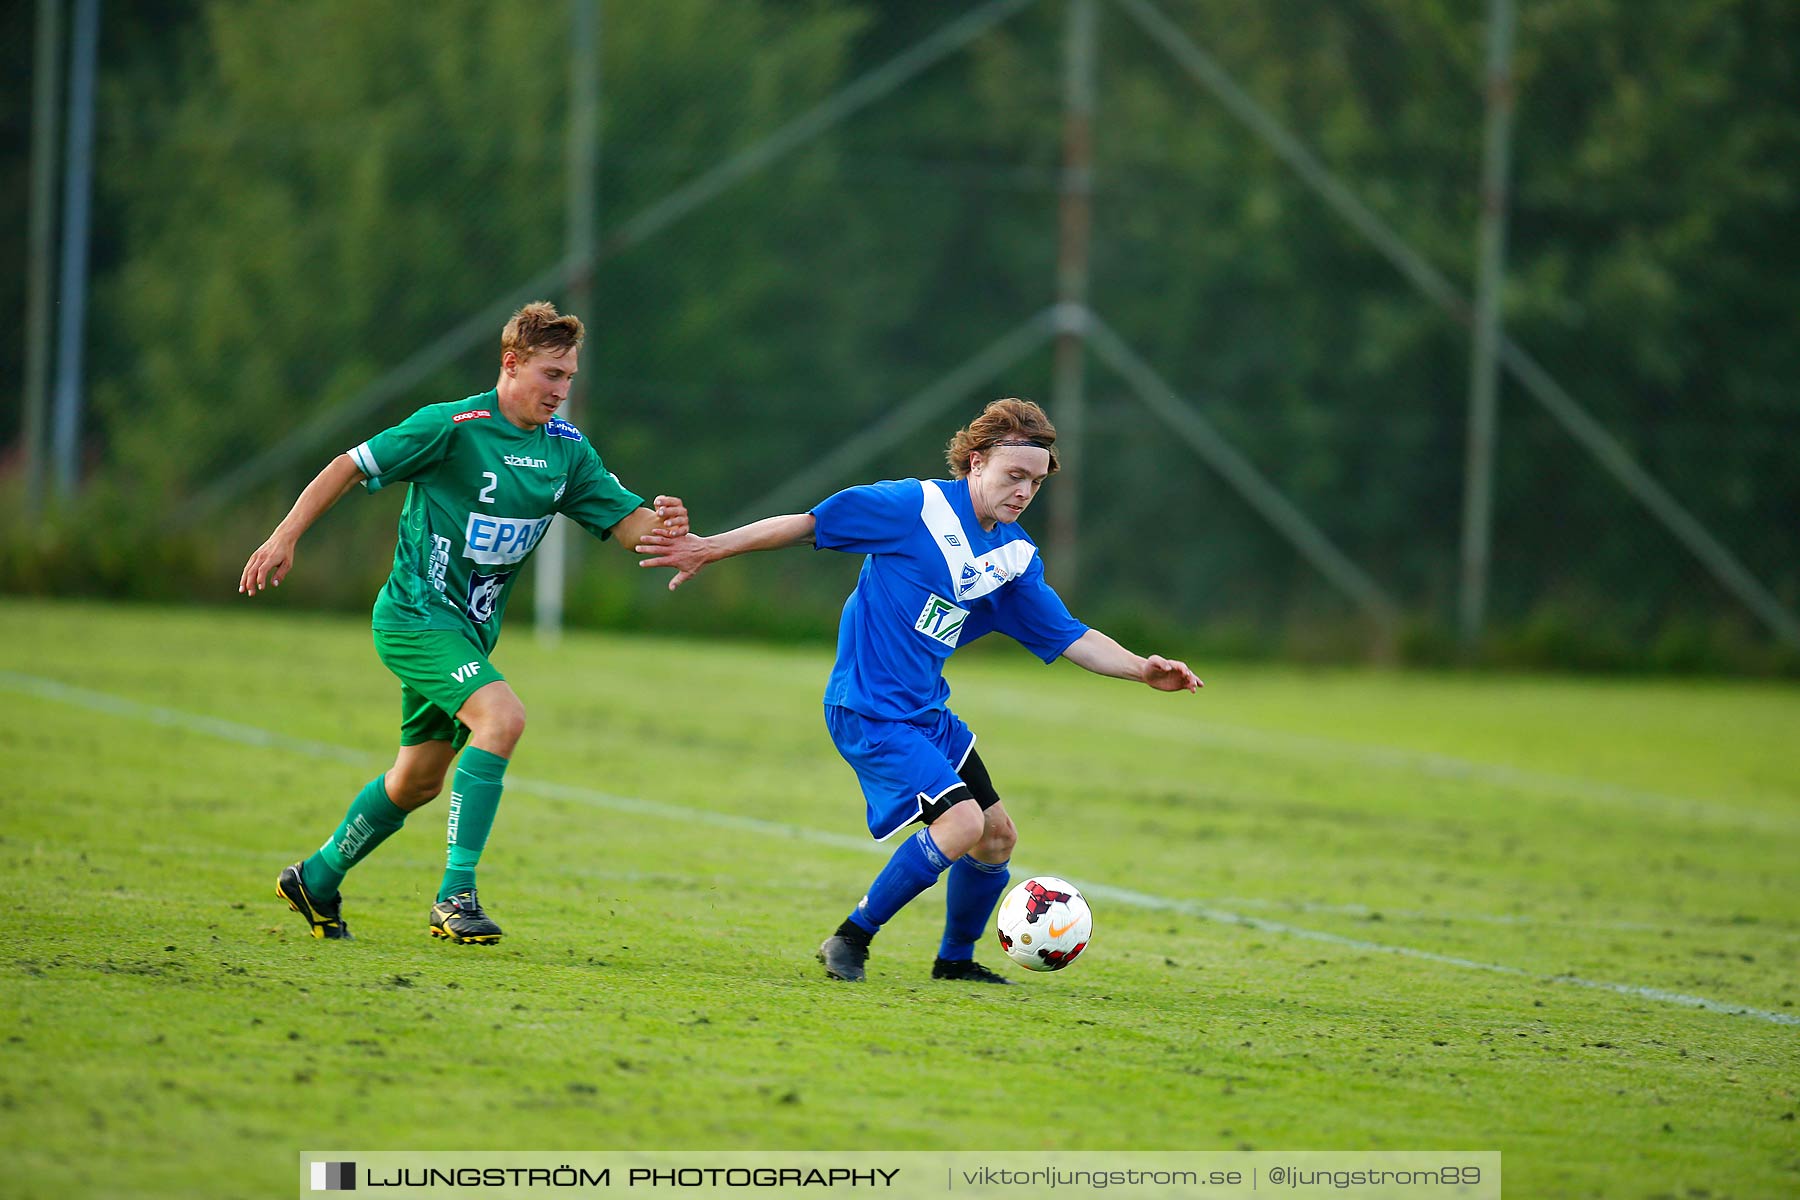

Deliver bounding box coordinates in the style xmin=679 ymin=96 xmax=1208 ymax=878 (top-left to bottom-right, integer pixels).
xmin=944 ymin=397 xmax=1060 ymax=478
xmin=502 ymin=301 xmax=584 ymax=361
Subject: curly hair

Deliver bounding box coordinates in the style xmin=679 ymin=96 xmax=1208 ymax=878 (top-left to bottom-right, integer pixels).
xmin=944 ymin=397 xmax=1060 ymax=478
xmin=502 ymin=300 xmax=585 ymax=361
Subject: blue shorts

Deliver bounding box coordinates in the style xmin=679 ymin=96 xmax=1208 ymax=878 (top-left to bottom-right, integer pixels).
xmin=825 ymin=705 xmax=977 ymax=841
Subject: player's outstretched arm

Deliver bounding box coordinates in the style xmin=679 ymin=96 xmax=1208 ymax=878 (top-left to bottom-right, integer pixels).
xmin=1060 ymin=629 xmax=1202 ymax=693
xmin=238 ymin=453 xmax=366 ymax=597
xmin=635 ymin=513 xmax=817 ymax=591
xmin=605 ymin=496 xmax=691 ymax=554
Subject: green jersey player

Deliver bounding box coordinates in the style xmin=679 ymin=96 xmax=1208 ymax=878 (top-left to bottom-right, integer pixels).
xmin=239 ymin=301 xmax=688 ymax=944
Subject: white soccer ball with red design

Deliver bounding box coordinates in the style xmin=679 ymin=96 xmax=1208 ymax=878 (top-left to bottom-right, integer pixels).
xmin=995 ymin=875 xmax=1092 ymax=972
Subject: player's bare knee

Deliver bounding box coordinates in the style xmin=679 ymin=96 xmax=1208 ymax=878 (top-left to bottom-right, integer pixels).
xmin=466 ymin=698 xmax=526 ymax=754
xmin=386 ymin=770 xmax=443 ymax=811
xmin=930 ymin=800 xmax=985 ymax=860
xmin=490 ymin=704 xmax=526 ymax=749
xmin=981 ymin=815 xmax=1017 ymax=858
xmin=404 ymin=781 xmax=444 ymax=808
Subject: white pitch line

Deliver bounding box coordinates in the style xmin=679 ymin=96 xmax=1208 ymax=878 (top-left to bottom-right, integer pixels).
xmin=1210 ymin=895 xmax=1800 ymax=941
xmin=974 ymin=684 xmax=1800 ymax=834
xmin=5 ymin=669 xmax=1796 ymax=1028
xmin=1078 ymin=882 xmax=1800 ymax=1026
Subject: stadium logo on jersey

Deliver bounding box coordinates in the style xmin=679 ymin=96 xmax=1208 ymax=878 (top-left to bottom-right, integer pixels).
xmin=545 ymin=417 xmax=584 ymax=442
xmin=503 ymin=454 xmax=548 ymax=469
xmin=453 ymin=409 xmax=492 ymax=423
xmin=463 ymin=513 xmax=553 ymax=565
xmin=914 ymin=593 xmax=968 ymax=649
xmin=465 ymin=570 xmax=511 ymax=624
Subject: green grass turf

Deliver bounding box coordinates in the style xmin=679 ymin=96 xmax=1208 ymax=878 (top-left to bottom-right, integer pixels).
xmin=2 ymin=597 xmax=1796 ymax=1198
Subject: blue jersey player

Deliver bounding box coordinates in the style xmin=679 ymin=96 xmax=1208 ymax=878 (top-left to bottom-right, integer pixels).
xmin=636 ymin=398 xmax=1201 ymax=982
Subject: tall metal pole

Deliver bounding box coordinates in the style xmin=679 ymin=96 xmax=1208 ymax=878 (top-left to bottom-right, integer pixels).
xmin=23 ymin=0 xmax=65 ymax=514
xmin=1119 ymin=0 xmax=1799 ymax=650
xmin=1458 ymin=0 xmax=1516 ymax=650
xmin=52 ymin=0 xmax=99 ymax=500
xmin=1048 ymin=0 xmax=1097 ymax=591
xmin=538 ymin=0 xmax=601 ymax=645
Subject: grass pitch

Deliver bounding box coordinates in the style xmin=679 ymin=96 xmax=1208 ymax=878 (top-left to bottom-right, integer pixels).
xmin=2 ymin=598 xmax=1796 ymax=1198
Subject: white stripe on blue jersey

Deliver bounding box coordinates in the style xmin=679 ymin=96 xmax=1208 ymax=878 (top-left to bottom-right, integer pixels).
xmin=811 ymin=477 xmax=1088 ymax=723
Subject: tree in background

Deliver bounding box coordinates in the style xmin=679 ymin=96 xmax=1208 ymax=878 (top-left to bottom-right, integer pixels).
xmin=9 ymin=0 xmax=1797 ymax=668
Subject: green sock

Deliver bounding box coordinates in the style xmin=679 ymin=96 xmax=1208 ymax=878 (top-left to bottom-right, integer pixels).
xmin=302 ymin=775 xmax=407 ymax=899
xmin=439 ymin=746 xmax=509 ymax=902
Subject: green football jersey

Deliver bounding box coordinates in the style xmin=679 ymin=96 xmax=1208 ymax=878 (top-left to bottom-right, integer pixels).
xmin=348 ymin=390 xmax=644 ymax=651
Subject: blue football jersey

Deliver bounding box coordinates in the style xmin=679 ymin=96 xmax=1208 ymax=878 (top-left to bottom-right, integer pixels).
xmin=811 ymin=477 xmax=1089 ymax=721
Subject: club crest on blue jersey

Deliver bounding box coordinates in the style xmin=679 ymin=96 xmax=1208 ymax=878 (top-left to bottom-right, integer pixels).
xmin=956 ymin=557 xmax=1015 ymax=598
xmin=545 ymin=417 xmax=584 ymax=442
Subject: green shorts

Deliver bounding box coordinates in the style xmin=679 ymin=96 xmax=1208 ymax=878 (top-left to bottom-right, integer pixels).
xmin=372 ymin=628 xmax=506 ymax=750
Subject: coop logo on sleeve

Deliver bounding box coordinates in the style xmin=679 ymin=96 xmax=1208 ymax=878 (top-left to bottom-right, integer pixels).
xmin=310 ymin=1161 xmax=355 ymax=1191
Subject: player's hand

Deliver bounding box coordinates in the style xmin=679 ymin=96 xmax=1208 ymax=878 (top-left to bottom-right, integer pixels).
xmin=238 ymin=535 xmax=296 ymax=597
xmin=652 ymin=495 xmax=689 ymax=538
xmin=1143 ymin=655 xmax=1202 ymax=693
xmin=635 ymin=530 xmax=711 ymax=591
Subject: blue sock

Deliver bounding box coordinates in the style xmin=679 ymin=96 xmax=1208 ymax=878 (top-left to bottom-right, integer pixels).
xmin=940 ymin=855 xmax=1011 ymax=960
xmin=847 ymin=829 xmax=953 ymax=934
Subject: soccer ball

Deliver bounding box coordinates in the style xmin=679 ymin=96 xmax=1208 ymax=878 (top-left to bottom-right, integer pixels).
xmin=995 ymin=876 xmax=1092 ymax=972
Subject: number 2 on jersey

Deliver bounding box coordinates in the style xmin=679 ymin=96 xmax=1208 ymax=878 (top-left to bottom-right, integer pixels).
xmin=477 ymin=471 xmax=498 ymax=504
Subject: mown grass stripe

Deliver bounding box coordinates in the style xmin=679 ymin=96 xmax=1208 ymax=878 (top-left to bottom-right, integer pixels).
xmin=978 ymin=683 xmax=1800 ymax=833
xmin=5 ymin=668 xmax=1795 ymax=1027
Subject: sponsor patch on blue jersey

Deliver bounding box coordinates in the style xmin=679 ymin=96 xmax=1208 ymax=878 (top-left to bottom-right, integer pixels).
xmin=914 ymin=594 xmax=969 ymax=648
xmin=545 ymin=417 xmax=584 ymax=442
